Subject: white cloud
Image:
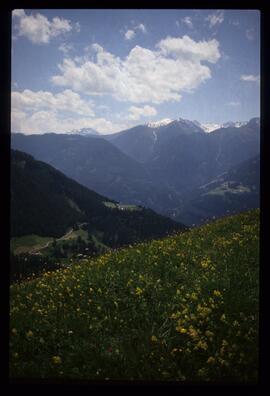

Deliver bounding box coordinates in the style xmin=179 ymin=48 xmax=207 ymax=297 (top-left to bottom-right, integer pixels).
xmin=59 ymin=42 xmax=74 ymax=54
xmin=11 ymin=88 xmax=132 ymax=134
xmin=125 ymin=29 xmax=135 ymax=40
xmin=124 ymin=23 xmax=146 ymax=41
xmin=128 ymin=105 xmax=157 ymax=120
xmin=240 ymin=74 xmax=259 ymax=82
xmin=205 ymin=10 xmax=224 ymax=28
xmin=136 ymin=23 xmax=147 ymax=33
xmin=12 ymin=89 xmax=94 ymax=116
xmin=51 ymin=35 xmax=221 ymax=104
xmin=12 ymin=9 xmax=77 ymax=44
xmin=157 ymin=35 xmax=220 ymax=63
xmin=11 ymin=109 xmax=127 ymax=134
xmin=12 ymin=9 xmax=25 ymax=18
xmin=182 ymin=17 xmax=193 ymax=29
xmin=246 ymin=28 xmax=254 ymax=41
xmin=11 ymin=106 xmax=132 ymax=135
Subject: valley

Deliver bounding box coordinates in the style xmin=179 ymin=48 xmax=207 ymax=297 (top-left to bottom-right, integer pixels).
xmin=10 ymin=149 xmax=187 ymax=282
xmin=9 ymin=8 xmax=260 ymax=384
xmin=11 ymin=117 xmax=260 ymax=225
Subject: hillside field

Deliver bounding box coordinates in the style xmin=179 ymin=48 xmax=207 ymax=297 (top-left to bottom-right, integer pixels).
xmin=9 ymin=209 xmax=259 ymax=382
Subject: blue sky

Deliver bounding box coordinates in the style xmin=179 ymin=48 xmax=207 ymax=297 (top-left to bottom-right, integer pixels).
xmin=11 ymin=9 xmax=260 ymax=134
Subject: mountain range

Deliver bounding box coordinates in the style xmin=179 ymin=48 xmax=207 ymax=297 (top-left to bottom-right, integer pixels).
xmin=11 ymin=149 xmax=186 ymax=246
xmin=172 ymin=154 xmax=260 ymax=225
xmin=11 ymin=116 xmax=260 ymax=226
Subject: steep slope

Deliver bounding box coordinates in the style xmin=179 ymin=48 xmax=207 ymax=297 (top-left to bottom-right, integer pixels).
xmin=105 ymin=118 xmax=204 ymax=163
xmin=11 ymin=117 xmax=259 ymax=224
xmin=105 ymin=117 xmax=259 ymax=197
xmin=146 ymin=117 xmax=260 ymax=194
xmin=10 ymin=209 xmax=259 ymax=381
xmin=11 ymin=149 xmax=186 ymax=244
xmin=11 ymin=133 xmax=181 ymax=214
xmin=174 ymin=155 xmax=260 ymax=226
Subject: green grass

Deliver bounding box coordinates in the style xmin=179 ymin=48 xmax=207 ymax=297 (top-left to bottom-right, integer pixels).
xmin=10 ymin=235 xmax=53 ymax=255
xmin=204 ymin=182 xmax=251 ymax=196
xmin=9 ymin=209 xmax=259 ymax=382
xmin=11 ymin=227 xmax=89 ymax=257
xmin=58 ymin=229 xmax=88 ymax=242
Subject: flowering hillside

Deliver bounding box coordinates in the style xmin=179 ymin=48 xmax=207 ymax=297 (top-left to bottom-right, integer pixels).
xmin=10 ymin=209 xmax=259 ymax=382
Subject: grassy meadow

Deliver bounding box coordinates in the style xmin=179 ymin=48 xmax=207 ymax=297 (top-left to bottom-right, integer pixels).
xmin=9 ymin=209 xmax=259 ymax=382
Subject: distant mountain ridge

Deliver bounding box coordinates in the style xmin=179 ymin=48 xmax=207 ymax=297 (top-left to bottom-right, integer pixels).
xmin=145 ymin=118 xmax=251 ymax=133
xmin=11 ymin=116 xmax=260 ymax=225
xmin=172 ymin=155 xmax=260 ymax=226
xmin=199 ymin=120 xmax=249 ymax=133
xmin=11 ymin=149 xmax=187 ymax=246
xmin=70 ymin=127 xmax=100 ymax=136
xmin=11 ymin=134 xmax=182 ymax=216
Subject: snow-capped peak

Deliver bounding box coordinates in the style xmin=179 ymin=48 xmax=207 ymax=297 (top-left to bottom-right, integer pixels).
xmin=70 ymin=127 xmax=99 ymax=136
xmin=200 ymin=123 xmax=222 ymax=133
xmin=199 ymin=121 xmax=248 ymax=133
xmin=147 ymin=118 xmax=172 ymax=128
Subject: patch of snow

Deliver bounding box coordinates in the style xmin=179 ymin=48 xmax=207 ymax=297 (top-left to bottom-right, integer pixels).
xmin=70 ymin=128 xmax=99 ymax=136
xmin=152 ymin=130 xmax=157 ymax=143
xmin=147 ymin=118 xmax=172 ymax=128
xmin=200 ymin=121 xmax=248 ymax=133
xmin=200 ymin=123 xmax=223 ymax=133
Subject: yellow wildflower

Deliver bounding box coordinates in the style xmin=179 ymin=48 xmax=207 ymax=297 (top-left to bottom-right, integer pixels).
xmin=51 ymin=356 xmax=62 ymax=365
xmin=207 ymin=356 xmax=215 ymax=364
xmin=188 ymin=326 xmax=199 ymax=339
xmin=176 ymin=326 xmax=187 ymax=334
xmin=197 ymin=340 xmax=208 ymax=350
xmin=201 ymin=258 xmax=210 ymax=268
xmin=151 ymin=335 xmax=158 ymax=342
xmin=213 ymin=290 xmax=222 ymax=297
xmin=135 ymin=287 xmax=143 ymax=296
xmin=220 ymin=313 xmax=226 ymax=322
xmin=191 ymin=292 xmax=198 ymax=301
xmin=26 ymin=330 xmax=33 ymax=338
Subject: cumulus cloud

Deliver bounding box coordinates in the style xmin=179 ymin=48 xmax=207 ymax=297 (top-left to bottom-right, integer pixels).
xmin=51 ymin=35 xmax=221 ymax=104
xmin=182 ymin=17 xmax=193 ymax=29
xmin=12 ymin=89 xmax=94 ymax=116
xmin=125 ymin=29 xmax=135 ymax=40
xmin=12 ymin=9 xmax=79 ymax=44
xmin=136 ymin=23 xmax=147 ymax=33
xmin=205 ymin=10 xmax=224 ymax=28
xmin=128 ymin=105 xmax=157 ymax=120
xmin=11 ymin=108 xmax=128 ymax=134
xmin=157 ymin=35 xmax=220 ymax=63
xmin=11 ymin=88 xmax=133 ymax=134
xmin=59 ymin=42 xmax=74 ymax=54
xmin=240 ymin=74 xmax=259 ymax=82
xmin=124 ymin=23 xmax=147 ymax=40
